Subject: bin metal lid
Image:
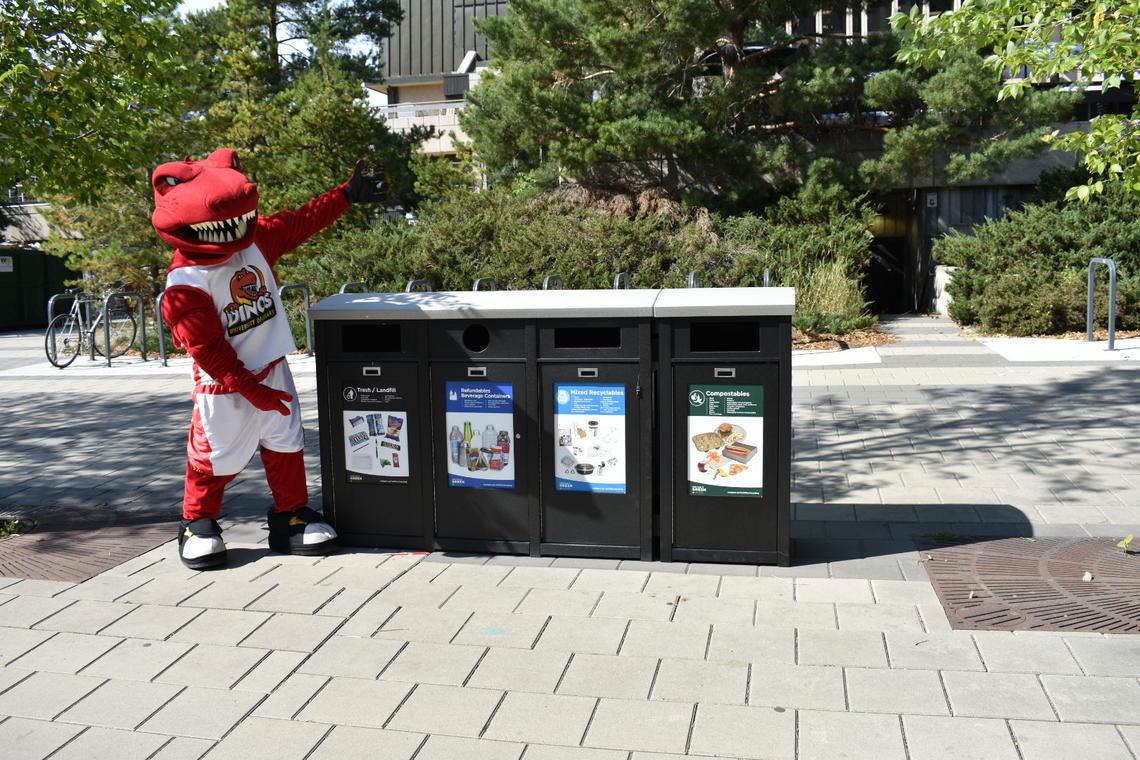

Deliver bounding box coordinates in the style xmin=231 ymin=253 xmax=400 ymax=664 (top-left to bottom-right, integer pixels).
xmin=652 ymin=287 xmax=795 ymax=317
xmin=309 ymin=289 xmax=660 ymax=320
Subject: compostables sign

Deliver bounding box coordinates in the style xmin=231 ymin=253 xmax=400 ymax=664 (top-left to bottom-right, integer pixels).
xmin=686 ymin=384 xmax=763 ymax=497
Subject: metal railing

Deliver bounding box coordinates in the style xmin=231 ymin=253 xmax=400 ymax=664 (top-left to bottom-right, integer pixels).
xmin=1087 ymin=257 xmax=1118 ymax=351
xmin=473 ymin=277 xmax=497 ymax=291
xmin=339 ymin=282 xmax=368 ymax=294
xmin=613 ymin=273 xmax=631 ymax=289
xmin=405 ymin=279 xmax=434 ymax=292
xmin=383 ymin=100 xmax=466 ymax=121
xmin=542 ymin=275 xmax=563 ymax=290
xmin=155 ymin=289 xmax=170 ymax=366
xmin=278 ymin=283 xmax=314 ymax=356
xmin=687 ymin=271 xmax=701 ymax=288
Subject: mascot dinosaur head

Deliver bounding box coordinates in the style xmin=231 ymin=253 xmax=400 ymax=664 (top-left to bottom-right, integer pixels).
xmin=151 ymin=148 xmax=259 ymax=256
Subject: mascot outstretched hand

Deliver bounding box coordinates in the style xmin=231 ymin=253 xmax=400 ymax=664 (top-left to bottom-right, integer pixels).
xmin=151 ymin=149 xmax=388 ymax=569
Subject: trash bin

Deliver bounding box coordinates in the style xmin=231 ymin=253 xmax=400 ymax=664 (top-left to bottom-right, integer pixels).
xmin=312 ymin=303 xmax=432 ymax=550
xmin=312 ymin=289 xmax=658 ymax=558
xmin=654 ymin=287 xmax=794 ymax=565
xmin=427 ymin=310 xmax=533 ymax=554
xmin=537 ymin=290 xmax=657 ymax=560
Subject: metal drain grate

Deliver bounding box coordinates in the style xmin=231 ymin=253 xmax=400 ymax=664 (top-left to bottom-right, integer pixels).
xmin=915 ymin=536 xmax=1140 ymax=634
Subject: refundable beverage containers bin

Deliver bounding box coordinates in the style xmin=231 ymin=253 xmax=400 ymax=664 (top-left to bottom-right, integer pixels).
xmin=311 ymin=285 xmax=792 ymax=564
xmin=655 ymin=288 xmax=794 ymax=565
xmin=310 ymin=289 xmax=658 ymax=559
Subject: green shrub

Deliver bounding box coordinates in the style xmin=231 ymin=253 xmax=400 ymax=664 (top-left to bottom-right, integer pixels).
xmin=935 ymin=184 xmax=1140 ymax=334
xmin=281 ymin=184 xmax=879 ymax=334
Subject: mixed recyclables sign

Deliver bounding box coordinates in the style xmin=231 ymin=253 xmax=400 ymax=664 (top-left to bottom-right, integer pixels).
xmin=554 ymin=383 xmax=627 ymax=493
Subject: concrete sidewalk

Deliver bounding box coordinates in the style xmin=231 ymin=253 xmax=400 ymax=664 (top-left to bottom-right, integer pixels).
xmin=0 ymin=315 xmax=1137 ymax=760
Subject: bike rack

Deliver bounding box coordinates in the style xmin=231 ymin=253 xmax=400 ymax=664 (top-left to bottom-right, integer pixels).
xmin=473 ymin=277 xmax=497 ymax=291
xmin=404 ymin=279 xmax=434 ymax=292
xmin=613 ymin=273 xmax=631 ymax=290
xmin=155 ymin=290 xmax=169 ymax=366
xmin=101 ymin=291 xmax=148 ymax=367
xmin=46 ymin=291 xmax=78 ymax=323
xmin=1087 ymin=257 xmax=1118 ymax=351
xmin=542 ymin=274 xmax=564 ymax=290
xmin=279 ymin=283 xmax=314 ymax=357
xmin=339 ymin=282 xmax=369 ymax=294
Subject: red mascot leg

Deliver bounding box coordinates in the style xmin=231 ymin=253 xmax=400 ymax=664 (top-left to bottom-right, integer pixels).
xmin=259 ymin=447 xmax=309 ymax=513
xmin=182 ymin=463 xmax=235 ymax=521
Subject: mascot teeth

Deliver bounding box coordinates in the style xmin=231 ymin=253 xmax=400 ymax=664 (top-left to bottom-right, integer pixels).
xmin=188 ymin=210 xmax=255 ymax=244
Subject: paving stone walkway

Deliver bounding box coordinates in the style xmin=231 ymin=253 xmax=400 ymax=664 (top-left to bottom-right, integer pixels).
xmin=0 ymin=316 xmax=1137 ymax=760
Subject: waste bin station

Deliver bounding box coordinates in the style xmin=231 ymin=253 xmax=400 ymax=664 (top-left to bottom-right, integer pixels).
xmin=310 ymin=286 xmax=793 ymax=565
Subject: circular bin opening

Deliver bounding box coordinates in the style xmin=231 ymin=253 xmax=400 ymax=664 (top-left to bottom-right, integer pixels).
xmin=462 ymin=324 xmax=491 ymax=352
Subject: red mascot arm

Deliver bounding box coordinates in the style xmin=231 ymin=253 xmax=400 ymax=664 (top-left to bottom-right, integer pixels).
xmin=162 ymin=286 xmax=292 ymax=415
xmin=254 ymin=185 xmax=350 ymax=266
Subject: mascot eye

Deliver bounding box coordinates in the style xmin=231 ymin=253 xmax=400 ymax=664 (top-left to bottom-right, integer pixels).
xmin=232 ymin=156 xmax=241 ymax=170
xmin=164 ymin=177 xmax=180 ymax=186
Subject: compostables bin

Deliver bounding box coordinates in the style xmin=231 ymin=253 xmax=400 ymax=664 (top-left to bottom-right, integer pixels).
xmin=654 ymin=287 xmax=795 ymax=565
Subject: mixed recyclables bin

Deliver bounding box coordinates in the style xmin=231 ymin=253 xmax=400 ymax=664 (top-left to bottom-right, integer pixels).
xmin=310 ymin=286 xmax=793 ymax=564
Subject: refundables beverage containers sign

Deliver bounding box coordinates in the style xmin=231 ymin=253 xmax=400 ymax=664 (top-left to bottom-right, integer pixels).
xmin=342 ymin=409 xmax=410 ymax=482
xmin=445 ymin=382 xmax=516 ymax=489
xmin=553 ymin=383 xmax=627 ymax=493
xmin=687 ymin=384 xmax=763 ymax=497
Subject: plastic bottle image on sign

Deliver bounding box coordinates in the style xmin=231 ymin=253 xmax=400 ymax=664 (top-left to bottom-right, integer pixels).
xmin=445 ymin=381 xmax=516 ymax=489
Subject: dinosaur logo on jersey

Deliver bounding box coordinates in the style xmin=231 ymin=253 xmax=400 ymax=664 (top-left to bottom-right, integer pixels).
xmin=223 ymin=265 xmax=277 ymax=336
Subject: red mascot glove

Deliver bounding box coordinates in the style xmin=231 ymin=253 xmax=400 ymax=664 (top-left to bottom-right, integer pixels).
xmin=229 ymin=373 xmax=293 ymax=415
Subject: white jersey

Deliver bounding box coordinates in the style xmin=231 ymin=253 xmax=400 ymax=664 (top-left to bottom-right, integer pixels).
xmin=165 ymin=244 xmax=296 ymax=380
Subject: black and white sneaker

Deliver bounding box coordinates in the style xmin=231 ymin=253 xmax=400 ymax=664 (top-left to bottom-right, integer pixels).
xmin=267 ymin=507 xmax=339 ymax=556
xmin=178 ymin=518 xmax=227 ymax=570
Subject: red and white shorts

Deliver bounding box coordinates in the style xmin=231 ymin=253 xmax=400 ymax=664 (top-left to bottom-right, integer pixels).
xmin=188 ymin=361 xmax=304 ymax=477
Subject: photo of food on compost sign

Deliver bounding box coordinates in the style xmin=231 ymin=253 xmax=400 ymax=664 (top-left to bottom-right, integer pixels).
xmin=343 ymin=410 xmax=410 ymax=482
xmin=553 ymin=383 xmax=627 ymax=494
xmin=445 ymin=381 xmax=516 ymax=489
xmin=687 ymin=384 xmax=763 ymax=497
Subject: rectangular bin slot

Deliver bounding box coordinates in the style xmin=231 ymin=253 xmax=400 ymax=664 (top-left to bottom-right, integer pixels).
xmin=689 ymin=321 xmax=759 ymax=353
xmin=554 ymin=326 xmax=622 ymax=349
xmin=342 ymin=324 xmax=401 ymax=353
xmin=714 ymin=367 xmax=736 ymax=378
xmin=467 ymin=366 xmax=488 ymax=377
xmin=577 ymin=367 xmax=599 ymax=378
xmin=362 ymin=366 xmax=382 ymax=377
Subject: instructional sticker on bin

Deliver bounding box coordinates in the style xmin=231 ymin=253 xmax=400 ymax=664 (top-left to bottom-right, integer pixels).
xmin=344 ymin=410 xmax=409 ymax=482
xmin=445 ymin=382 xmax=516 ymax=489
xmin=553 ymin=383 xmax=626 ymax=493
xmin=687 ymin=384 xmax=763 ymax=497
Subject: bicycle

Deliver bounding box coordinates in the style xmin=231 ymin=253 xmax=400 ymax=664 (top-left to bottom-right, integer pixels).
xmin=44 ymin=287 xmax=138 ymax=368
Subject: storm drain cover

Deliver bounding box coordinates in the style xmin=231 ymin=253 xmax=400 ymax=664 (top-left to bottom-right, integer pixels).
xmin=0 ymin=506 xmax=174 ymax=583
xmin=916 ymin=536 xmax=1140 ymax=634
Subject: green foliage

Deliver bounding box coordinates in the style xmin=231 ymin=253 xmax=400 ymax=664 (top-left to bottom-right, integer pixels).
xmin=936 ymin=185 xmax=1140 ymax=334
xmin=894 ymin=1 xmax=1140 ymax=200
xmin=461 ymin=0 xmax=1073 ymax=208
xmin=0 ymin=518 xmax=24 ymax=540
xmin=290 ymin=184 xmax=877 ymax=334
xmin=1 ymin=0 xmax=193 ymax=202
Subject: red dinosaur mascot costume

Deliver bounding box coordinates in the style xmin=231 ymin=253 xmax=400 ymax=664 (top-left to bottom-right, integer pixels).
xmin=152 ymin=149 xmax=387 ymax=569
